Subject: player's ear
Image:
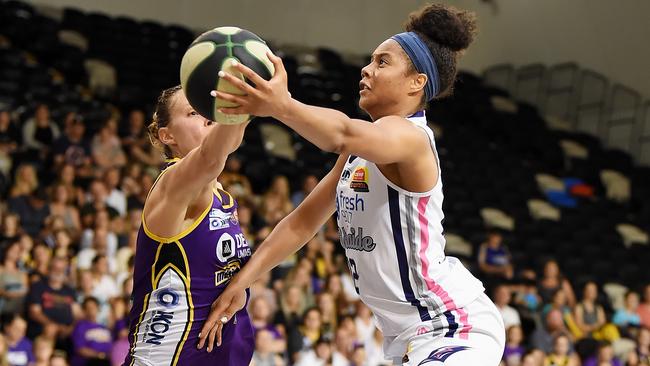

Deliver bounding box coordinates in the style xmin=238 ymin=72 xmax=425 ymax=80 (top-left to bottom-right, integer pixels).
xmin=410 ymin=73 xmax=427 ymax=94
xmin=158 ymin=126 xmax=176 ymax=147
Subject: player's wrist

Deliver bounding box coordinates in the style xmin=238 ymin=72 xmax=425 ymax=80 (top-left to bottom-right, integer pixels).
xmin=275 ymin=96 xmax=297 ymax=122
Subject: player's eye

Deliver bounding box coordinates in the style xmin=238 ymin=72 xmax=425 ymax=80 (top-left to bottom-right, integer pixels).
xmin=189 ymin=110 xmax=198 ymax=117
xmin=379 ymin=58 xmax=388 ymax=66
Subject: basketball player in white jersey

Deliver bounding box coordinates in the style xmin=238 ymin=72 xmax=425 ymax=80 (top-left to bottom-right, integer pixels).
xmin=197 ymin=4 xmax=505 ymax=365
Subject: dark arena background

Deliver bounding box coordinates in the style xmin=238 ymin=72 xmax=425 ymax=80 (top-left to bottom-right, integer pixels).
xmin=0 ymin=0 xmax=649 ymax=365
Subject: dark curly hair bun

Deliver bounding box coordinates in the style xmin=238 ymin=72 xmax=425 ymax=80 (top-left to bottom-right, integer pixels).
xmin=405 ymin=3 xmax=477 ymax=52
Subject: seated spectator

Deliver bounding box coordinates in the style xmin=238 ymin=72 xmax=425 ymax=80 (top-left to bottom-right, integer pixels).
xmin=318 ymin=292 xmax=338 ymax=337
xmin=354 ymin=302 xmax=376 ymax=345
xmin=8 ymin=186 xmax=50 ymax=237
xmin=51 ymin=116 xmax=93 ymax=177
xmin=50 ymin=350 xmax=70 ymax=366
xmin=295 ymin=335 xmax=347 ymax=366
xmin=538 ymin=260 xmax=576 ymax=307
xmin=626 ymin=327 xmax=650 ymax=366
xmin=260 ymin=175 xmax=294 ymax=226
xmin=9 ymin=163 xmax=38 ymax=198
xmin=291 ymin=174 xmax=319 ymax=207
xmin=0 ymin=240 xmax=29 ymax=316
xmin=613 ymin=291 xmax=641 ymax=334
xmin=288 ymin=307 xmax=322 ymax=361
xmin=28 ymin=241 xmax=51 ymax=284
xmin=3 ymin=314 xmax=34 ymax=366
xmin=503 ymin=325 xmax=525 ymax=366
xmin=108 ymin=297 xmax=129 ymax=366
xmin=575 ymin=281 xmax=612 ymax=341
xmin=478 ymin=229 xmax=514 ymax=282
xmin=47 ymin=184 xmax=82 ymax=238
xmin=365 ymin=328 xmax=390 ymax=366
xmin=251 ymin=329 xmax=285 ymax=366
xmin=250 ymin=296 xmax=286 ymax=353
xmin=91 ymin=118 xmax=126 ymax=173
xmin=333 ymin=324 xmax=355 ymax=363
xmin=531 ymin=309 xmax=572 ymax=354
xmin=103 ymin=168 xmax=126 ymax=218
xmin=521 ymin=349 xmax=545 ymax=366
xmin=638 ymin=284 xmax=650 ymax=330
xmin=71 ymin=297 xmax=112 ymax=366
xmin=350 ymin=343 xmax=366 ymax=366
xmin=583 ymin=342 xmax=622 ymax=366
xmin=0 ymin=109 xmax=19 ymax=181
xmin=0 ymin=212 xmax=20 ymax=244
xmin=32 ymin=336 xmax=54 ymax=366
xmin=21 ymin=104 xmax=60 ymax=162
xmin=26 ymin=256 xmax=81 ymax=344
xmin=494 ymin=284 xmax=522 ymax=329
xmin=120 ymin=109 xmax=162 ymax=168
xmin=544 ymin=333 xmax=578 ymax=366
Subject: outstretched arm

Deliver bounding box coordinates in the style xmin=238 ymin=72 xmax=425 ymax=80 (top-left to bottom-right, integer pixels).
xmin=213 ymin=54 xmax=429 ymax=165
xmin=197 ymin=154 xmax=347 ymax=351
xmin=146 ymin=112 xmax=248 ymax=238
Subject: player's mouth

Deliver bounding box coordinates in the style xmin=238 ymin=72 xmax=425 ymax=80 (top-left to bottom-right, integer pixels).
xmin=359 ymin=80 xmax=371 ymax=94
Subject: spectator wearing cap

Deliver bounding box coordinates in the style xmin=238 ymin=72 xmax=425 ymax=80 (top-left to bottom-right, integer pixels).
xmin=478 ymin=229 xmax=514 ymax=283
xmin=8 ymin=185 xmax=50 ymax=237
xmin=22 ymin=104 xmax=60 ymax=162
xmin=638 ymin=285 xmax=650 ymax=330
xmin=26 ymin=256 xmax=81 ymax=343
xmin=583 ymin=342 xmax=622 ymax=366
xmin=494 ymin=284 xmax=522 ymax=329
xmin=3 ymin=314 xmax=34 ymax=366
xmin=613 ymin=291 xmax=641 ymax=335
xmin=0 ymin=240 xmax=28 ymax=316
xmin=71 ymin=297 xmax=112 ymax=366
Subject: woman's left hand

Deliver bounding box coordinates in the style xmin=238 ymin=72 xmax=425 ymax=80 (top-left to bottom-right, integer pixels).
xmin=212 ymin=52 xmax=292 ymax=119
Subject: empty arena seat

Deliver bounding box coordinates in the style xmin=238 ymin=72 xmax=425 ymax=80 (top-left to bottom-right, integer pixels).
xmin=616 ymin=223 xmax=649 ymax=248
xmin=601 ymin=169 xmax=631 ymax=202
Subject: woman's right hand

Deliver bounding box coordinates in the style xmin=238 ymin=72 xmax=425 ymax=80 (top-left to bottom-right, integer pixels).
xmin=197 ymin=284 xmax=248 ymax=352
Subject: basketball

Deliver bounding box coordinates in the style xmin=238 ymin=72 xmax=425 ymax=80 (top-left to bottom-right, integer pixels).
xmin=180 ymin=26 xmax=275 ymax=124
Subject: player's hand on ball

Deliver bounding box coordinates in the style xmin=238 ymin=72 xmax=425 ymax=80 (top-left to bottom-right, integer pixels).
xmin=197 ymin=285 xmax=247 ymax=352
xmin=211 ymin=51 xmax=291 ymax=119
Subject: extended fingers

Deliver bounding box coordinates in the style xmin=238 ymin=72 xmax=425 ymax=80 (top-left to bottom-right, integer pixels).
xmin=232 ymin=60 xmax=267 ymax=87
xmin=217 ymin=70 xmax=256 ymax=94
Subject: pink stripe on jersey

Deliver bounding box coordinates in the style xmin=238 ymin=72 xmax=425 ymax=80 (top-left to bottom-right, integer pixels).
xmin=417 ymin=196 xmax=471 ymax=339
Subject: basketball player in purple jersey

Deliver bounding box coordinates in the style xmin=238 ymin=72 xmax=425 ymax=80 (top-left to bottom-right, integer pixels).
xmin=199 ymin=4 xmax=505 ymax=365
xmin=122 ymin=85 xmax=254 ymax=366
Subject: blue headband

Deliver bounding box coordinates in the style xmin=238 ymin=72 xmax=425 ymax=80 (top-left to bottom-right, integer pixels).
xmin=391 ymin=32 xmax=440 ymax=101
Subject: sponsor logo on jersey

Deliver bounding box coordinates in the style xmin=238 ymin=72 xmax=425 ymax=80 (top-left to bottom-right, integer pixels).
xmin=350 ymin=167 xmax=369 ymax=192
xmin=216 ymin=233 xmax=236 ymax=262
xmin=215 ymin=260 xmax=241 ymax=286
xmin=143 ymin=310 xmax=175 ymax=345
xmin=417 ymin=346 xmax=470 ymax=365
xmin=416 ymin=326 xmax=432 ymax=335
xmin=338 ymin=191 xmax=365 ymax=211
xmin=341 ymin=169 xmax=352 ymax=182
xmin=209 ymin=208 xmax=233 ymax=231
xmin=339 ymin=226 xmax=376 ymax=252
xmin=156 ymin=289 xmax=180 ymax=308
xmin=229 ymin=210 xmax=239 ymax=226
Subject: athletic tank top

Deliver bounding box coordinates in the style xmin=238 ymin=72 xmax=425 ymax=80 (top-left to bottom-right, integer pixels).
xmin=124 ymin=160 xmax=254 ymax=366
xmin=335 ymin=111 xmax=484 ymax=337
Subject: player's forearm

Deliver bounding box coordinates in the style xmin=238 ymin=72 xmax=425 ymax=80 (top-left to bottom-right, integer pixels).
xmin=197 ymin=122 xmax=248 ymax=168
xmin=276 ymin=99 xmax=354 ymax=154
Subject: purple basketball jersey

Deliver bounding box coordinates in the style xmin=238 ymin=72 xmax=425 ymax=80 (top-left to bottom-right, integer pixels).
xmin=123 ymin=168 xmax=253 ymax=366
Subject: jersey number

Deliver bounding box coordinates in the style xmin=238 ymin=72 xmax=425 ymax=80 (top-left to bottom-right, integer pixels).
xmin=347 ymin=258 xmax=360 ymax=295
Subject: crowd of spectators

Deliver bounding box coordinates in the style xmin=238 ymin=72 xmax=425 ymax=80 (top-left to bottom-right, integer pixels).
xmin=0 ymin=104 xmax=648 ymax=366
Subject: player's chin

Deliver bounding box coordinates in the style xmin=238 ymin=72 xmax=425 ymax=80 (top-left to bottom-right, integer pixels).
xmin=358 ymin=94 xmax=372 ymax=112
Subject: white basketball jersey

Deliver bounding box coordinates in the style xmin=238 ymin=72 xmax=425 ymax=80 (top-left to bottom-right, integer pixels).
xmin=335 ymin=111 xmax=484 ymax=338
